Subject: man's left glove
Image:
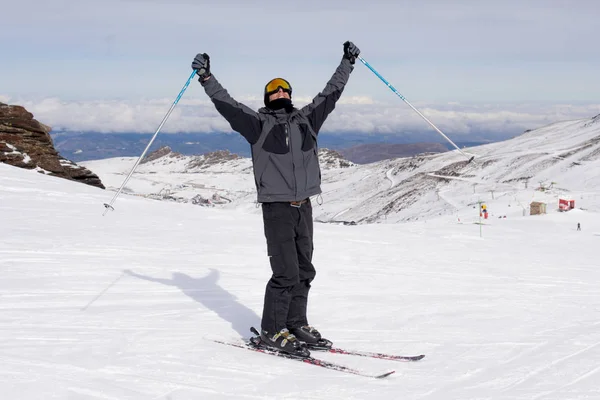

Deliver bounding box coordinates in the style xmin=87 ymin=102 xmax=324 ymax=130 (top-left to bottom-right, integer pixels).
xmin=192 ymin=53 xmax=211 ymax=81
xmin=343 ymin=41 xmax=360 ymax=64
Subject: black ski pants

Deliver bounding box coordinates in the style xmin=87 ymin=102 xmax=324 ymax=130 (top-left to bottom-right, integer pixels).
xmin=260 ymin=199 xmax=316 ymax=334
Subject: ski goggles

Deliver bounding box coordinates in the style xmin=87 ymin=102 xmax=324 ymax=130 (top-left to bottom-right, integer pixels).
xmin=265 ymin=78 xmax=292 ymax=95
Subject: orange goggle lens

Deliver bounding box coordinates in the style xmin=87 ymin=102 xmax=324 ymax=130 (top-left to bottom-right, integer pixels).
xmin=265 ymin=78 xmax=292 ymax=95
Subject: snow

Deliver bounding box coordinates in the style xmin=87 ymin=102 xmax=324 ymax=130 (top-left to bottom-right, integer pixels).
xmin=2 ymin=116 xmax=600 ymax=399
xmin=2 ymin=142 xmax=31 ymax=164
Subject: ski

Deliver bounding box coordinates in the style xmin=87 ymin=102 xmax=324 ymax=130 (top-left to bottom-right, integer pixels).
xmin=212 ymin=338 xmax=395 ymax=379
xmin=310 ymin=346 xmax=425 ymax=362
xmin=249 ymin=326 xmax=424 ymax=362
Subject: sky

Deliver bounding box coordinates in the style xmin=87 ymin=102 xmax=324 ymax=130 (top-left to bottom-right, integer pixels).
xmin=1 ymin=0 xmax=600 ymax=138
xmin=2 ymin=132 xmax=600 ymax=398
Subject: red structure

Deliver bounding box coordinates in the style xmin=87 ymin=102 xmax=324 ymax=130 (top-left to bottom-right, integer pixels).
xmin=558 ymin=198 xmax=575 ymax=211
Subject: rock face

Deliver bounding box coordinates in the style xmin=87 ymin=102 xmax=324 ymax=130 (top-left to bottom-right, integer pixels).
xmin=0 ymin=102 xmax=105 ymax=189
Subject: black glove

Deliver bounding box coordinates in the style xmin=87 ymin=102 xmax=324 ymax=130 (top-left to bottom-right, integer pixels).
xmin=192 ymin=53 xmax=211 ymax=81
xmin=343 ymin=41 xmax=360 ymax=64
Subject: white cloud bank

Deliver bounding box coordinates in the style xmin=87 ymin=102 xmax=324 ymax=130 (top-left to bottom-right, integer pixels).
xmin=3 ymin=95 xmax=599 ymax=140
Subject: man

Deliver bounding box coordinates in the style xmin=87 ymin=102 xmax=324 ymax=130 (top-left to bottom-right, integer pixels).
xmin=191 ymin=41 xmax=360 ymax=357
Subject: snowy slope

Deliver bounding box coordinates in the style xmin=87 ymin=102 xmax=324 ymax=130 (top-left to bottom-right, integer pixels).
xmin=2 ymin=137 xmax=600 ymax=398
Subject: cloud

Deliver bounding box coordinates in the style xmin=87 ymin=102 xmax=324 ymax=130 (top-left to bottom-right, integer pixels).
xmin=2 ymin=1 xmax=599 ymax=104
xmin=3 ymin=94 xmax=599 ymax=140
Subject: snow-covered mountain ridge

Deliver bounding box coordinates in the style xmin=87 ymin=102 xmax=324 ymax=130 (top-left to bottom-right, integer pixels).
xmin=82 ymin=115 xmax=600 ymax=224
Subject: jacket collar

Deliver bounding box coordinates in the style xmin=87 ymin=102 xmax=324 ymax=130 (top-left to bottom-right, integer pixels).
xmin=258 ymin=106 xmax=298 ymax=116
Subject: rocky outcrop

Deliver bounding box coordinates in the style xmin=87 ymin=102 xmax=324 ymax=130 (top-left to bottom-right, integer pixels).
xmin=140 ymin=146 xmax=183 ymax=164
xmin=318 ymin=148 xmax=355 ymax=169
xmin=0 ymin=102 xmax=105 ymax=189
xmin=186 ymin=150 xmax=242 ymax=170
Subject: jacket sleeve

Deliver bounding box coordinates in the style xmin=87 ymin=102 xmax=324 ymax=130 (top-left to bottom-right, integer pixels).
xmin=300 ymin=57 xmax=354 ymax=134
xmin=201 ymin=76 xmax=262 ymax=144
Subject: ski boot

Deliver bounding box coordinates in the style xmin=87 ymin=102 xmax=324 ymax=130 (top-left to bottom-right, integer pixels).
xmin=259 ymin=328 xmax=310 ymax=358
xmin=290 ymin=325 xmax=333 ymax=350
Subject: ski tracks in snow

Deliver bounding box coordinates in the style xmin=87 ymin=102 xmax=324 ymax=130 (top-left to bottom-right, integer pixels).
xmin=0 ymin=351 xmax=266 ymax=399
xmin=416 ymin=330 xmax=600 ymax=399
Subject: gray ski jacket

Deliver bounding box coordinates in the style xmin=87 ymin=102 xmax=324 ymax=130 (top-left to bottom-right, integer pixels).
xmin=201 ymin=57 xmax=354 ymax=203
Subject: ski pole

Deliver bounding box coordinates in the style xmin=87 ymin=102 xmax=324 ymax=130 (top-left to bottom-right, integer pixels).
xmin=103 ymin=70 xmax=197 ymax=215
xmin=357 ymin=55 xmax=474 ymax=163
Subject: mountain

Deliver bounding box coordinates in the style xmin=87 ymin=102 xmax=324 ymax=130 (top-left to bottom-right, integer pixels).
xmin=49 ymin=130 xmax=492 ymax=163
xmin=81 ymin=114 xmax=600 ymax=225
xmin=50 ymin=131 xmax=252 ymax=161
xmin=337 ymin=142 xmax=449 ymax=164
xmin=83 ymin=146 xmax=355 ymax=207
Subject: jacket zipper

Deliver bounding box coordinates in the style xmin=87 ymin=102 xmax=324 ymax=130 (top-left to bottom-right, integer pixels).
xmin=286 ymin=122 xmax=297 ymax=198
